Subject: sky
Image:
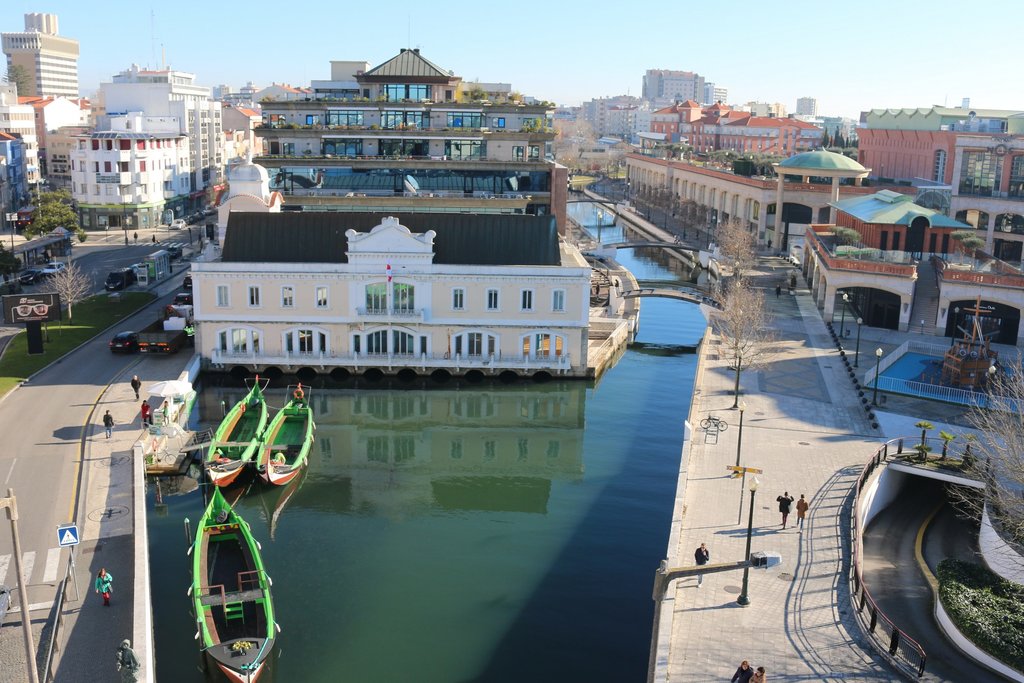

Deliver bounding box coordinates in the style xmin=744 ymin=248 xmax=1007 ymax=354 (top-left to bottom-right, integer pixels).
xmin=4 ymin=0 xmax=1023 ymax=119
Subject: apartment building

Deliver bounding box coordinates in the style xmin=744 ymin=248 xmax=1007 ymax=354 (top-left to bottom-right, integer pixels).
xmin=0 ymin=83 xmax=38 ymax=186
xmin=2 ymin=13 xmax=79 ymax=98
xmin=650 ymin=100 xmax=822 ymax=155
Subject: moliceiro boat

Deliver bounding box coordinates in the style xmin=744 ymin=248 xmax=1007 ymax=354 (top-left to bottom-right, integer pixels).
xmin=257 ymin=384 xmax=315 ymax=487
xmin=189 ymin=488 xmax=277 ymax=683
xmin=206 ymin=378 xmax=269 ymax=487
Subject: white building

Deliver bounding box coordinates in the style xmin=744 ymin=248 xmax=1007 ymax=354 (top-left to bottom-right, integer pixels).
xmin=193 ymin=165 xmax=590 ymax=379
xmin=703 ymin=82 xmax=727 ymax=106
xmin=2 ymin=13 xmax=79 ymax=98
xmin=70 ymin=113 xmax=192 ymax=231
xmin=100 ymin=64 xmax=222 ymax=213
xmin=18 ymin=95 xmax=89 ymax=181
xmin=0 ymin=83 xmax=39 ymax=185
xmin=743 ymin=101 xmax=787 ymax=118
xmin=796 ymin=97 xmax=818 ymax=117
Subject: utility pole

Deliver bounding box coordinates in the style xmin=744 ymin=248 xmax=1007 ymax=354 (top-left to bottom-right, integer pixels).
xmin=1 ymin=490 xmax=41 ymax=683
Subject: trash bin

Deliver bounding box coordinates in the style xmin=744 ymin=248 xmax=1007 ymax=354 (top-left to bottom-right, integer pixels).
xmin=751 ymin=551 xmax=782 ymax=568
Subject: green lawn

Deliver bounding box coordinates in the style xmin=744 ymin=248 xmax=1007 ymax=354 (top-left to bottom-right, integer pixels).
xmin=0 ymin=292 xmax=156 ymax=397
xmin=569 ymin=175 xmax=597 ymax=189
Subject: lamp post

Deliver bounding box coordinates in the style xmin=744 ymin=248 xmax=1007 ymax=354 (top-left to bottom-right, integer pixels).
xmin=732 ymin=350 xmax=743 ymax=408
xmin=840 ymin=292 xmax=849 ymax=338
xmin=951 ymin=307 xmax=960 ymax=346
xmin=736 ymin=476 xmax=759 ymax=607
xmin=873 ymin=347 xmax=883 ymax=405
xmin=854 ymin=317 xmax=863 ymax=367
xmin=121 ymin=183 xmax=133 ymax=246
xmin=1 ymin=491 xmax=41 ymax=683
xmin=735 ymin=401 xmax=747 ymax=467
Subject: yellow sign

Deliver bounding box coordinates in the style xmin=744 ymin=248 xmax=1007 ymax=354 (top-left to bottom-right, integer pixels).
xmin=726 ymin=465 xmax=763 ymax=474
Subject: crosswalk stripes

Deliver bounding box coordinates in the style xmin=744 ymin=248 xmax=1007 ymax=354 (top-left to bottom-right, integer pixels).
xmin=20 ymin=551 xmax=34 ymax=586
xmin=0 ymin=553 xmax=9 ymax=586
xmin=42 ymin=547 xmax=61 ymax=583
xmin=0 ymin=547 xmax=63 ymax=587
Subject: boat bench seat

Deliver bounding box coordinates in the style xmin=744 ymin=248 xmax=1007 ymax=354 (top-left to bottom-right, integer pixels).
xmin=199 ymin=588 xmax=265 ymax=606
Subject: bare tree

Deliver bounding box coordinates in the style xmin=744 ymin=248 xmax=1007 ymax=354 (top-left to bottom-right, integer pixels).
xmin=953 ymin=361 xmax=1024 ymax=566
xmin=717 ymin=218 xmax=757 ymax=281
xmin=50 ymin=262 xmax=92 ymax=323
xmin=709 ymin=279 xmax=774 ymax=407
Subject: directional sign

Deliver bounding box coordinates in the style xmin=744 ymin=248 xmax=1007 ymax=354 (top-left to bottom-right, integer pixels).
xmin=57 ymin=524 xmax=80 ymax=547
xmin=727 ymin=466 xmax=764 ymax=476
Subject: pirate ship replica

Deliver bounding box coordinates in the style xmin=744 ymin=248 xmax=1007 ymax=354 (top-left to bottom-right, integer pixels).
xmin=941 ymin=297 xmax=998 ymax=389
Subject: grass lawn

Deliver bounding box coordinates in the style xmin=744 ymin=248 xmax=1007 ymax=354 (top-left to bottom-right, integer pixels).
xmin=570 ymin=175 xmax=597 ymax=189
xmin=0 ymin=292 xmax=155 ymax=397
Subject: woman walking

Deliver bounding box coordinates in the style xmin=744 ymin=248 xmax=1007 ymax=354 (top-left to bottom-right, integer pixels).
xmin=95 ymin=567 xmax=114 ymax=606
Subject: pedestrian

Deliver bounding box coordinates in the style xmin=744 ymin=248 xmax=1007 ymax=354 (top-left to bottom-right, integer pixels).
xmin=775 ymin=283 xmax=781 ymax=298
xmin=130 ymin=375 xmax=141 ymax=400
xmin=133 ymin=231 xmax=138 ymax=244
xmin=102 ymin=410 xmax=114 ymax=439
xmin=796 ymin=494 xmax=809 ymax=530
xmin=116 ymin=638 xmax=141 ymax=682
xmin=767 ymin=238 xmax=772 ymax=250
xmin=777 ymin=491 xmax=795 ymax=528
xmin=151 ymin=234 xmax=156 ymax=244
xmin=751 ymin=666 xmax=766 ymax=683
xmin=694 ymin=542 xmax=710 ymax=586
xmin=140 ymin=400 xmax=151 ymax=427
xmin=95 ymin=567 xmax=113 ymax=606
xmin=731 ymin=660 xmax=754 ymax=683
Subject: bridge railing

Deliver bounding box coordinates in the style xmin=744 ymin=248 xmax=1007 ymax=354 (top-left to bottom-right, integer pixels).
xmin=850 ymin=438 xmax=928 ymax=678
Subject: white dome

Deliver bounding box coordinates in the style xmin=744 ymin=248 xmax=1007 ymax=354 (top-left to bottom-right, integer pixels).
xmin=229 ymin=161 xmax=269 ymax=183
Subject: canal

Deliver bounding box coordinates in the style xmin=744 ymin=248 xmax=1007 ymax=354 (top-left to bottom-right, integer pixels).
xmin=147 ymin=203 xmax=708 ymax=682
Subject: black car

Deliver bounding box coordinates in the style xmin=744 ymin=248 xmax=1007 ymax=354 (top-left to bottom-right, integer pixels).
xmin=173 ymin=292 xmax=193 ymax=306
xmin=109 ymin=331 xmax=139 ymax=353
xmin=166 ymin=244 xmax=183 ymax=260
xmin=182 ymin=275 xmax=193 ymax=290
xmin=105 ymin=267 xmax=137 ymax=291
xmin=19 ymin=269 xmax=42 ymax=285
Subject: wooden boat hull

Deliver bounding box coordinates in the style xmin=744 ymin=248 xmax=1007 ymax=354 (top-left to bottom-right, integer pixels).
xmin=257 ymin=397 xmax=314 ymax=487
xmin=205 ymin=459 xmax=248 ymax=487
xmin=191 ymin=489 xmax=276 ymax=683
xmin=205 ymin=381 xmax=268 ymax=487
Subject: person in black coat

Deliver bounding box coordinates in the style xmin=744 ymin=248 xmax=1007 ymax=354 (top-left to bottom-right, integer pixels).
xmin=694 ymin=542 xmax=710 ymax=586
xmin=731 ymin=660 xmax=754 ymax=683
xmin=130 ymin=375 xmax=142 ymax=400
xmin=777 ymin=491 xmax=795 ymax=528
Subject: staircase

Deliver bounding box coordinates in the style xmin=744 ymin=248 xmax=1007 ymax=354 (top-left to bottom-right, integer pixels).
xmin=909 ymin=258 xmax=941 ymax=334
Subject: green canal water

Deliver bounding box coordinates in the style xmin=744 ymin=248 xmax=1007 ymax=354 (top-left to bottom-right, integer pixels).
xmin=147 ymin=205 xmax=707 ymax=682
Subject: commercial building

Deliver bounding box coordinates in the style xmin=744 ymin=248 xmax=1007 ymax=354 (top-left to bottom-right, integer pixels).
xmin=99 ymin=64 xmax=223 ymax=215
xmin=796 ymin=97 xmax=818 ymax=117
xmin=703 ymin=83 xmax=727 ymax=107
xmin=69 ymin=113 xmax=192 ymax=231
xmin=254 ymin=49 xmax=565 ymax=232
xmin=744 ymin=101 xmax=787 ymax=118
xmin=2 ymin=13 xmax=79 ymax=98
xmin=642 ymin=70 xmax=705 ymax=108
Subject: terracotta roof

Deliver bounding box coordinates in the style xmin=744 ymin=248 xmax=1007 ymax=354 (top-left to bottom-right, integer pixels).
xmin=236 ymin=107 xmax=261 ymax=118
xmin=0 ymin=131 xmax=19 ymax=141
xmin=708 ymin=102 xmax=731 ymax=111
xmin=680 ymin=99 xmax=701 ymax=108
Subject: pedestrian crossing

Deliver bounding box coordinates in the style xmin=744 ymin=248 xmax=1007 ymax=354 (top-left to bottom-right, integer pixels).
xmin=0 ymin=547 xmax=63 ymax=587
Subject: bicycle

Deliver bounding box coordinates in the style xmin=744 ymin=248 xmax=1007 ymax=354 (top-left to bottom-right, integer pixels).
xmin=699 ymin=415 xmax=728 ymax=431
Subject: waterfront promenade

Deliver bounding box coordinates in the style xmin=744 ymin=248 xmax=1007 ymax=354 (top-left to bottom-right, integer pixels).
xmin=659 ymin=254 xmax=902 ymax=681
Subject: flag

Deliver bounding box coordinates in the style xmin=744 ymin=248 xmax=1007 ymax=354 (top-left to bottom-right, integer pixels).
xmin=386 ymin=263 xmax=392 ymax=282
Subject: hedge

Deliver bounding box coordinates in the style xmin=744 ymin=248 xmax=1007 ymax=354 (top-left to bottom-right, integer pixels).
xmin=936 ymin=559 xmax=1024 ymax=673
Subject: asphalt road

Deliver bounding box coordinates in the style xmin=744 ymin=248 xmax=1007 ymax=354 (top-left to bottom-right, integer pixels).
xmin=862 ymin=477 xmax=1005 ymax=682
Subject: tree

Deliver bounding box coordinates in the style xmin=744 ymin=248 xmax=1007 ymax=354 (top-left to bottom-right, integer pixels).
xmin=832 ymin=227 xmax=861 ymax=246
xmin=50 ymin=262 xmax=91 ymax=324
xmin=709 ymin=279 xmax=774 ymax=408
xmin=28 ymin=190 xmax=79 ymax=239
xmin=939 ymin=430 xmax=956 ymax=460
xmin=951 ymin=230 xmax=985 ymax=267
xmin=5 ymin=65 xmax=30 ymax=96
xmin=914 ymin=420 xmax=934 ymax=462
xmin=717 ymin=217 xmax=756 ymax=281
xmin=0 ymin=243 xmax=20 ymax=278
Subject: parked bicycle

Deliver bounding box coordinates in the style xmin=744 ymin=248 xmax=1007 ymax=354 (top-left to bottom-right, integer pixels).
xmin=699 ymin=415 xmax=728 ymax=431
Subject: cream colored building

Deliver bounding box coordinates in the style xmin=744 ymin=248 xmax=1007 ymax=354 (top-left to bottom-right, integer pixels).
xmin=192 ymin=211 xmax=591 ymax=379
xmin=2 ymin=13 xmax=79 ymax=98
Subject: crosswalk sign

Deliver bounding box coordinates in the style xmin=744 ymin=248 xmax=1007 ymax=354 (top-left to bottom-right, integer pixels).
xmin=57 ymin=524 xmax=80 ymax=547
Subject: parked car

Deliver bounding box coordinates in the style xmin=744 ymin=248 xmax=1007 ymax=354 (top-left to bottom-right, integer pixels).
xmin=169 ymin=219 xmax=186 ymax=230
xmin=109 ymin=331 xmax=140 ymax=353
xmin=19 ymin=269 xmax=42 ymax=285
xmin=37 ymin=262 xmax=67 ymax=279
xmin=173 ymin=292 xmax=193 ymax=306
xmin=166 ymin=244 xmax=183 ymax=260
xmin=105 ymin=267 xmax=137 ymax=291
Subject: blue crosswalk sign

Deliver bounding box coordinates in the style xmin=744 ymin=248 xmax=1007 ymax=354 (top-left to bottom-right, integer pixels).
xmin=57 ymin=524 xmax=80 ymax=547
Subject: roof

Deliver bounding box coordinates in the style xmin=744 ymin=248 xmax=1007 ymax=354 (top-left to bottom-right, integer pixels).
xmin=778 ymin=149 xmax=866 ymax=173
xmin=734 ymin=116 xmax=820 ymax=130
xmin=361 ymin=49 xmax=453 ymax=82
xmin=830 ymin=190 xmax=971 ymax=228
xmin=236 ymin=107 xmax=260 ymax=118
xmin=222 ymin=212 xmax=560 ymax=266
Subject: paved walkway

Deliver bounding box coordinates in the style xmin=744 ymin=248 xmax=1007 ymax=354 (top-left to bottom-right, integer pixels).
xmin=661 ymin=254 xmax=897 ymax=681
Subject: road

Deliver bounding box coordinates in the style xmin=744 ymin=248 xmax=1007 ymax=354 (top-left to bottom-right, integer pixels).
xmin=862 ymin=476 xmax=1005 ymax=682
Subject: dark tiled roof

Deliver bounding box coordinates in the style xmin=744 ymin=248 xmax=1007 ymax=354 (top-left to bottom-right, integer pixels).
xmin=361 ymin=49 xmax=453 ymax=81
xmin=222 ymin=212 xmax=559 ymax=266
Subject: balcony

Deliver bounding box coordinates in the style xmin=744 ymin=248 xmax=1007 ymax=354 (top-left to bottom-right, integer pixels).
xmin=355 ymin=306 xmax=425 ymax=321
xmin=210 ymin=349 xmax=574 ymax=374
xmin=805 ymin=228 xmax=918 ymax=277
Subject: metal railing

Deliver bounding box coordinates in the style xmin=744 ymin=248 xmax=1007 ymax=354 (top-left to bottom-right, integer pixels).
xmin=211 ymin=349 xmax=573 ymax=372
xmin=41 ymin=556 xmax=75 ymax=681
xmin=850 ymin=439 xmax=927 ymax=678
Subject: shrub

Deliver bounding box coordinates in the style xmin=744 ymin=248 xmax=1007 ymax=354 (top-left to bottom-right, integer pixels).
xmin=937 ymin=559 xmax=1024 ymax=672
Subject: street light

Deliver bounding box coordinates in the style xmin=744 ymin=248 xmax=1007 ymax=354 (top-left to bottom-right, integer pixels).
xmin=873 ymin=347 xmax=883 ymax=405
xmin=840 ymin=292 xmax=849 ymax=338
xmin=732 ymin=350 xmax=743 ymax=408
xmin=736 ymin=476 xmax=759 ymax=607
xmin=855 ymin=317 xmax=863 ymax=367
xmin=735 ymin=400 xmax=747 ymax=467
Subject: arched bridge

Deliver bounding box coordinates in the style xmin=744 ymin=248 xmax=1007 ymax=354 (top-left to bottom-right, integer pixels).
xmin=599 ymin=240 xmax=697 ymax=251
xmin=620 ymin=287 xmax=721 ymax=308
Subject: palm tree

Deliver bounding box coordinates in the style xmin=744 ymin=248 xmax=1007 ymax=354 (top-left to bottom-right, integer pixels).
xmin=914 ymin=420 xmax=934 ymax=463
xmin=938 ymin=431 xmax=956 ymax=460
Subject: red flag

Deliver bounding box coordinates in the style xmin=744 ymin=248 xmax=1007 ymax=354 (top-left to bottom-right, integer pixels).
xmin=386 ymin=263 xmax=392 ymax=282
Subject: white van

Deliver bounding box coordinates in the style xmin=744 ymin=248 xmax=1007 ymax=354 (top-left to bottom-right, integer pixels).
xmin=169 ymin=219 xmax=186 ymax=230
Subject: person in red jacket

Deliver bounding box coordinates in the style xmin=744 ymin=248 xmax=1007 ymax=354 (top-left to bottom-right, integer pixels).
xmin=140 ymin=400 xmax=151 ymax=427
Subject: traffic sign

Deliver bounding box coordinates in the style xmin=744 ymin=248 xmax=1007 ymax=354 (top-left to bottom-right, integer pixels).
xmin=726 ymin=466 xmax=763 ymax=474
xmin=57 ymin=524 xmax=80 ymax=547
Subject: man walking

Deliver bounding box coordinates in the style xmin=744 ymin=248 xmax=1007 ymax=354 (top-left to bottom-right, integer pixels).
xmin=116 ymin=639 xmax=141 ymax=682
xmin=102 ymin=411 xmax=114 ymax=439
xmin=796 ymin=494 xmax=810 ymax=530
xmin=694 ymin=542 xmax=710 ymax=586
xmin=130 ymin=375 xmax=141 ymax=400
xmin=777 ymin=491 xmax=795 ymax=528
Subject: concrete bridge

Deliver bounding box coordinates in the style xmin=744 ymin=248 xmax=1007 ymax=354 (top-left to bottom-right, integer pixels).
xmin=620 ymin=287 xmax=720 ymax=308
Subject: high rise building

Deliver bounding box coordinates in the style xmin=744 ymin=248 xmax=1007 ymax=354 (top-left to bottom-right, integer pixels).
xmin=703 ymin=83 xmax=727 ymax=106
xmin=796 ymin=97 xmax=818 ymax=117
xmin=2 ymin=13 xmax=79 ymax=97
xmin=642 ymin=70 xmax=705 ymax=107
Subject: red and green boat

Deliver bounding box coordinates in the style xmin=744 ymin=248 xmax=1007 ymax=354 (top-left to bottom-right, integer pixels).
xmin=205 ymin=379 xmax=268 ymax=487
xmin=257 ymin=384 xmax=315 ymax=487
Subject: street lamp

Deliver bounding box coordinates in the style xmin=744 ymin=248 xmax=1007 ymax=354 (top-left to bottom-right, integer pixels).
xmin=855 ymin=318 xmax=863 ymax=367
xmin=736 ymin=476 xmax=759 ymax=607
xmin=732 ymin=350 xmax=743 ymax=408
xmin=121 ymin=183 xmax=133 ymax=246
xmin=840 ymin=292 xmax=849 ymax=338
xmin=951 ymin=307 xmax=960 ymax=347
xmin=735 ymin=400 xmax=747 ymax=467
xmin=873 ymin=347 xmax=883 ymax=405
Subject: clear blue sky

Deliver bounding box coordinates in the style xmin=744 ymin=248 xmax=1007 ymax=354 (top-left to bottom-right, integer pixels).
xmin=4 ymin=0 xmax=1023 ymax=118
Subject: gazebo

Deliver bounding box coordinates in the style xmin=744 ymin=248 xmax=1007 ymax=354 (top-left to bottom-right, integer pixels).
xmin=773 ymin=150 xmax=871 ymax=236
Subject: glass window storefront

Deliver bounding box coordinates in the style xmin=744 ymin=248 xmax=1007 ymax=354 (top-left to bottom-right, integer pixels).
xmin=384 ymin=84 xmax=431 ymax=101
xmin=322 ymin=139 xmax=363 ymax=156
xmin=381 ymin=111 xmax=425 ymax=129
xmin=447 ymin=112 xmax=484 ymax=128
xmin=326 ymin=110 xmax=364 ymax=127
xmin=444 ymin=140 xmax=485 ymax=160
xmin=958 ymin=151 xmax=1002 ymax=196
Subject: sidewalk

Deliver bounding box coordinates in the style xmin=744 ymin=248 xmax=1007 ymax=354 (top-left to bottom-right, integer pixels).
xmin=659 ymin=255 xmax=899 ymax=681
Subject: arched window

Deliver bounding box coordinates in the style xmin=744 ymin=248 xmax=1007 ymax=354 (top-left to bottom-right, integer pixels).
xmin=359 ymin=328 xmax=426 ymax=356
xmin=217 ymin=327 xmax=262 ymax=355
xmin=283 ymin=327 xmax=329 ymax=355
xmin=453 ymin=331 xmax=498 ymax=358
xmin=520 ymin=332 xmax=565 ymax=358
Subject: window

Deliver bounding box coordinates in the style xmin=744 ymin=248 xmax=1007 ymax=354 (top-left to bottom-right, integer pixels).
xmin=393 ymin=330 xmax=415 ymax=354
xmin=281 ymin=286 xmax=294 ymax=308
xmin=314 ymin=286 xmax=328 ymax=308
xmin=493 ymin=117 xmax=506 ymax=128
xmin=384 ymin=84 xmax=431 ymax=101
xmin=365 ymin=283 xmax=387 ymax=312
xmin=521 ymin=290 xmax=534 ymax=311
xmin=958 ymin=151 xmax=1002 ymax=196
xmin=447 ymin=112 xmax=484 ymax=128
xmin=381 ymin=111 xmax=425 ymax=129
xmin=513 ymin=146 xmax=525 ymax=161
xmin=393 ymin=283 xmax=415 ymax=311
xmin=248 ymin=286 xmax=261 ymax=307
xmin=1009 ymin=156 xmax=1024 ymax=198
xmin=444 ymin=140 xmax=485 ymax=160
xmin=216 ymin=285 xmax=229 ymax=307
xmin=284 ymin=328 xmax=328 ymax=355
xmin=452 ymin=288 xmax=465 ymax=310
xmin=305 ymin=114 xmax=320 ymax=126
xmin=529 ymin=146 xmax=541 ymax=160
xmin=933 ymin=149 xmax=947 ymax=182
xmin=552 ymin=290 xmax=565 ymax=312
xmin=321 ymin=139 xmax=362 ymax=156
xmin=486 ymin=289 xmax=499 ymax=310
xmin=326 ymin=110 xmax=364 ymax=126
